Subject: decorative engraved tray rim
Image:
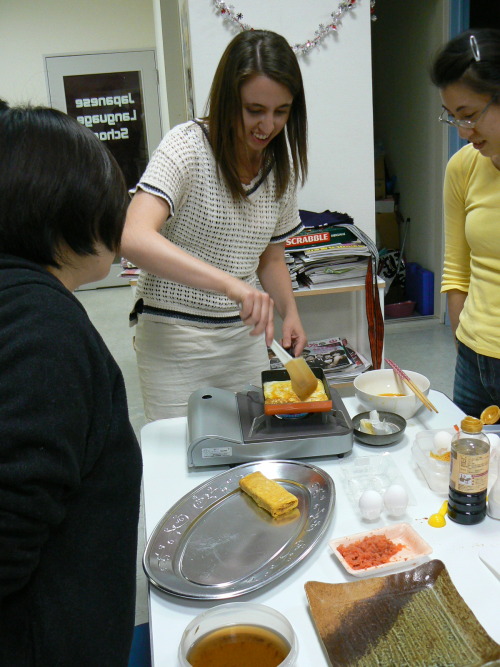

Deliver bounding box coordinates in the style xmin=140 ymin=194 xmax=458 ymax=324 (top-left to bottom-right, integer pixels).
xmin=143 ymin=459 xmax=335 ymax=599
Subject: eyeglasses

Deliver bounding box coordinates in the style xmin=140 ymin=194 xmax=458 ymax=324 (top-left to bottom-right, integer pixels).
xmin=439 ymin=97 xmax=496 ymax=130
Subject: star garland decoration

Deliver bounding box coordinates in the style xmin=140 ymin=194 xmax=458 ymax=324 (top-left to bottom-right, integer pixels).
xmin=212 ymin=0 xmax=377 ymax=56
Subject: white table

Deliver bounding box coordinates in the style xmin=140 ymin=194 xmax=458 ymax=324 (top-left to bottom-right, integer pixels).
xmin=141 ymin=390 xmax=500 ymax=666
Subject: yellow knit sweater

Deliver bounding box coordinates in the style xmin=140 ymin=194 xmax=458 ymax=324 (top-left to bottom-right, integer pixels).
xmin=442 ymin=142 xmax=500 ymax=358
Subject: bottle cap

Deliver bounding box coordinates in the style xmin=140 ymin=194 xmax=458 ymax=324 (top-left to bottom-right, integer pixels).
xmin=461 ymin=416 xmax=483 ymax=433
xmin=480 ymin=405 xmax=500 ymax=425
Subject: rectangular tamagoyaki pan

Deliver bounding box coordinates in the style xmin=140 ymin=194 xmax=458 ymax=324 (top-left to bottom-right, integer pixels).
xmin=262 ymin=367 xmax=333 ymax=416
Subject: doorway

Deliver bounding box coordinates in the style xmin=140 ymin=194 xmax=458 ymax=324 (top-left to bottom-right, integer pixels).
xmin=371 ymin=1 xmax=449 ymax=322
xmin=45 ymin=50 xmax=162 ymax=288
xmin=372 ymin=1 xmax=500 ymax=323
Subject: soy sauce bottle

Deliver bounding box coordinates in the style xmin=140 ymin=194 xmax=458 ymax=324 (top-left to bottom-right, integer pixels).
xmin=448 ymin=416 xmax=490 ymax=525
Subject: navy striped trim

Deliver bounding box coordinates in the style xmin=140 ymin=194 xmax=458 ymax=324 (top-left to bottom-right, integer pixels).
xmin=131 ymin=299 xmax=242 ymax=325
xmin=193 ymin=119 xmax=272 ymax=195
xmin=245 ymin=162 xmax=272 ymax=195
xmin=137 ymin=183 xmax=174 ymax=214
xmin=271 ymin=221 xmax=304 ymax=244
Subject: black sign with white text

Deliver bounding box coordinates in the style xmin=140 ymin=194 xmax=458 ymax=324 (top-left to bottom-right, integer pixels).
xmin=63 ymin=71 xmax=149 ymax=189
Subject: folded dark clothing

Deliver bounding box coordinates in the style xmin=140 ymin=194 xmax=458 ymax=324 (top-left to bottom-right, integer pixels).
xmin=299 ymin=209 xmax=354 ymax=228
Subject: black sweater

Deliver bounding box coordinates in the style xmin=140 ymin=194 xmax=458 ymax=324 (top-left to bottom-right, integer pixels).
xmin=0 ymin=255 xmax=142 ymax=666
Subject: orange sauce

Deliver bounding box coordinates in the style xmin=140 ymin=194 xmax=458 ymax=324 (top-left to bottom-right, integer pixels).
xmin=187 ymin=625 xmax=290 ymax=667
xmin=378 ymin=392 xmax=405 ymax=397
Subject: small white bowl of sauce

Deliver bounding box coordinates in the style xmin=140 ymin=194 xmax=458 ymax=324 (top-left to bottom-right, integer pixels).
xmin=354 ymin=368 xmax=430 ymax=419
xmin=178 ymin=602 xmax=298 ymax=667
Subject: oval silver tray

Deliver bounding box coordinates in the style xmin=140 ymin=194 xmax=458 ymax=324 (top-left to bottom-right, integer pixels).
xmin=143 ymin=459 xmax=335 ymax=599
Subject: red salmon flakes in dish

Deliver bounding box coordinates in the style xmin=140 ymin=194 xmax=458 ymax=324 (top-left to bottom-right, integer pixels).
xmin=337 ymin=534 xmax=404 ymax=570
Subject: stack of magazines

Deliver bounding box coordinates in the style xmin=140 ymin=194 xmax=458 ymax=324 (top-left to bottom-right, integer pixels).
xmin=268 ymin=337 xmax=371 ymax=384
xmin=291 ymin=245 xmax=370 ymax=289
xmin=285 ymin=221 xmax=371 ymax=290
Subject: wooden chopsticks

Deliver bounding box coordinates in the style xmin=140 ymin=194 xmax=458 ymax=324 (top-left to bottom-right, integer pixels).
xmin=385 ymin=358 xmax=439 ymax=413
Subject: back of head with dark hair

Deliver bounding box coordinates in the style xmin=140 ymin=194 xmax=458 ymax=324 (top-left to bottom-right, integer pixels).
xmin=0 ymin=105 xmax=127 ymax=268
xmin=431 ymin=28 xmax=500 ymax=96
xmin=206 ymin=29 xmax=308 ymax=200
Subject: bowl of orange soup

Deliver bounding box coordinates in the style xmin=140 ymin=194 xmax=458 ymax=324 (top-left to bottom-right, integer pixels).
xmin=178 ymin=602 xmax=298 ymax=667
xmin=354 ymin=368 xmax=430 ymax=419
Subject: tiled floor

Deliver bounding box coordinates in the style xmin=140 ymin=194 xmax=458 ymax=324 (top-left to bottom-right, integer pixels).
xmin=76 ymin=285 xmax=457 ymax=626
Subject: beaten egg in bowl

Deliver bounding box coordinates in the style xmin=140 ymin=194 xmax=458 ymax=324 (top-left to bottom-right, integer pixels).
xmin=263 ymin=379 xmax=327 ymax=405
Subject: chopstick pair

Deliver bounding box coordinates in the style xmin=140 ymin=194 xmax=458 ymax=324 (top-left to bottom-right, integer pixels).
xmin=384 ymin=358 xmax=439 ymax=414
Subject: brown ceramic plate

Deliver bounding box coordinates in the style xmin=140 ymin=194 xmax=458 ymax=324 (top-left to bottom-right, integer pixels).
xmin=305 ymin=560 xmax=500 ymax=667
xmin=262 ymin=367 xmax=333 ymax=415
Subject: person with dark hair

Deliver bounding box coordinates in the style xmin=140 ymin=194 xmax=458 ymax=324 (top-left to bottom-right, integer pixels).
xmin=431 ymin=28 xmax=500 ymax=417
xmin=0 ymin=102 xmax=142 ymax=666
xmin=122 ymin=29 xmax=309 ymax=420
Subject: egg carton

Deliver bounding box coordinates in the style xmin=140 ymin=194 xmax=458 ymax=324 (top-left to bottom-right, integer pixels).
xmin=341 ymin=453 xmax=416 ymax=517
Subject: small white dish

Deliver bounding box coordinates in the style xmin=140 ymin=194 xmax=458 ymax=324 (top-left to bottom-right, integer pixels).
xmin=329 ymin=523 xmax=432 ymax=578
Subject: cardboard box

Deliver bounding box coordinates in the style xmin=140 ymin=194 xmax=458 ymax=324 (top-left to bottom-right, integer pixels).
xmin=375 ymin=155 xmax=386 ymax=200
xmin=375 ymin=198 xmax=395 ymax=213
xmin=376 ymin=212 xmax=399 ymax=250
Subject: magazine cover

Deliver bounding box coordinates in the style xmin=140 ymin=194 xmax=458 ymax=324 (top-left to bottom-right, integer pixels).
xmin=268 ymin=338 xmax=353 ymax=373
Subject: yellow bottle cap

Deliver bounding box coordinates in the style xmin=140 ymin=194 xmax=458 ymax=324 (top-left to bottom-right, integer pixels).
xmin=480 ymin=405 xmax=500 ymax=425
xmin=461 ymin=416 xmax=483 ymax=433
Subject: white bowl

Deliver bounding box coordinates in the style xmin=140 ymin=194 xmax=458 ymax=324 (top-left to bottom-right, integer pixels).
xmin=178 ymin=602 xmax=298 ymax=666
xmin=354 ymin=369 xmax=431 ymax=419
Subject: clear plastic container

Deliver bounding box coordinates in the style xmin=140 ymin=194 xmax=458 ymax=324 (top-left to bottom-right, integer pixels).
xmin=178 ymin=602 xmax=298 ymax=667
xmin=487 ymin=454 xmax=500 ymax=519
xmin=412 ymin=429 xmax=454 ymax=495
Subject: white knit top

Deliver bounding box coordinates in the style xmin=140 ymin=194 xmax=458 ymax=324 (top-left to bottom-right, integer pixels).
xmin=130 ymin=120 xmax=303 ymax=327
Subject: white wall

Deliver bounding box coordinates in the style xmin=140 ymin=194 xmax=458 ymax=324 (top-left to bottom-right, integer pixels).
xmin=185 ymin=0 xmax=375 ymax=239
xmin=0 ymin=0 xmax=155 ymax=106
xmin=1 ymin=0 xmax=375 ymax=239
xmin=1 ymin=0 xmax=375 ymax=241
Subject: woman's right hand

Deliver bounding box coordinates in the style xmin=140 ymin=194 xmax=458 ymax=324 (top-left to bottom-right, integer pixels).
xmin=226 ymin=278 xmax=274 ymax=345
xmin=122 ymin=191 xmax=275 ymax=343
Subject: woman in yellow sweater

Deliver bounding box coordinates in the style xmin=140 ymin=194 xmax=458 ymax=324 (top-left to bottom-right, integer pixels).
xmin=431 ymin=29 xmax=500 ymax=417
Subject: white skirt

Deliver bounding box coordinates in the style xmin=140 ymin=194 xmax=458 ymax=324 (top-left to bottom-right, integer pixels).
xmin=134 ymin=319 xmax=271 ymax=421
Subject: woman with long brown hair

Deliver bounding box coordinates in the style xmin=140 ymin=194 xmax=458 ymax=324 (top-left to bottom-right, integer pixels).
xmin=122 ymin=29 xmax=309 ymax=419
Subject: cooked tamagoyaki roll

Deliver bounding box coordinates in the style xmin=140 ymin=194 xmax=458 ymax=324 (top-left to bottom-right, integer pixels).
xmin=239 ymin=471 xmax=298 ymax=518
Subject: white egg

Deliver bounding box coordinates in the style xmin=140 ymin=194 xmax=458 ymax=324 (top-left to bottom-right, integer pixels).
xmin=488 ymin=433 xmax=500 ymax=450
xmin=358 ymin=489 xmax=383 ymax=520
xmin=433 ymin=430 xmax=453 ymax=451
xmin=383 ymin=484 xmax=409 ymax=517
